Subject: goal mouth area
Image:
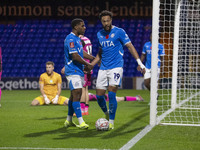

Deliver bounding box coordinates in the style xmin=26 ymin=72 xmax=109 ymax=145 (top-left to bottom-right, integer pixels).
xmin=156 ymin=91 xmax=200 ymax=126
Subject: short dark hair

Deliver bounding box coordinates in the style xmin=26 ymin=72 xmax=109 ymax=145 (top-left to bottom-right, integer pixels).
xmin=46 ymin=61 xmax=54 ymax=67
xmin=71 ymin=18 xmax=84 ymax=29
xmin=99 ymin=10 xmax=113 ymax=20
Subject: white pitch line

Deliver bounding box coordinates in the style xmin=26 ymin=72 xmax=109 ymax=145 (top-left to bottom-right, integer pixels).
xmin=0 ymin=147 xmax=110 ymax=150
xmin=119 ymin=125 xmax=154 ymax=150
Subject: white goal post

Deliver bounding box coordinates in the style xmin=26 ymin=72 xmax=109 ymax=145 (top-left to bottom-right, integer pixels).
xmin=150 ymin=0 xmax=200 ymax=126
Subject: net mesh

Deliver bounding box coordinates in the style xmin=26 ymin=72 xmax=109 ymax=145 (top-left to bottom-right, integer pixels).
xmin=157 ymin=0 xmax=200 ymax=125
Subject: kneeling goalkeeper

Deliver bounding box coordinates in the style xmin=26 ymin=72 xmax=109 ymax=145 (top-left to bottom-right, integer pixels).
xmin=31 ymin=61 xmax=69 ymax=106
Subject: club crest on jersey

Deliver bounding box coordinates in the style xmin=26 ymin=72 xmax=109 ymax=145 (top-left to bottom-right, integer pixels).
xmin=70 ymin=42 xmax=75 ymax=48
xmin=111 ymin=33 xmax=115 ymax=38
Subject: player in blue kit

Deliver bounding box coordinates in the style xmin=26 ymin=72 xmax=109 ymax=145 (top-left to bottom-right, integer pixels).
xmin=91 ymin=10 xmax=146 ymax=130
xmin=138 ymin=33 xmax=165 ymax=91
xmin=63 ymin=18 xmax=94 ymax=129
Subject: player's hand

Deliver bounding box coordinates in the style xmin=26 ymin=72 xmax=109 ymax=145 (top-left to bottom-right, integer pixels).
xmin=84 ymin=63 xmax=93 ymax=74
xmin=137 ymin=65 xmax=146 ymax=75
xmin=52 ymin=95 xmax=59 ymax=104
xmin=61 ymin=67 xmax=65 ymax=75
xmin=44 ymin=95 xmax=50 ymax=105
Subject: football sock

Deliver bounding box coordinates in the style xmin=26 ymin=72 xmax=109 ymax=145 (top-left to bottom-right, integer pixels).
xmin=125 ymin=96 xmax=137 ymax=101
xmin=67 ymin=100 xmax=74 ymax=122
xmin=85 ymin=104 xmax=89 ymax=113
xmin=89 ymin=93 xmax=97 ymax=101
xmin=108 ymin=91 xmax=117 ymax=120
xmin=109 ymin=119 xmax=114 ymax=125
xmin=96 ymin=95 xmax=108 ymax=113
xmin=0 ymin=88 xmax=1 ymax=99
xmin=67 ymin=100 xmax=74 ymax=116
xmin=80 ymin=102 xmax=85 ymax=113
xmin=72 ymin=101 xmax=82 ymax=118
xmin=78 ymin=117 xmax=84 ymax=125
xmin=105 ymin=94 xmax=109 ymax=101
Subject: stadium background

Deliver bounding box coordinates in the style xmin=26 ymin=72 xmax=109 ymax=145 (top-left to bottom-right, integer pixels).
xmin=0 ymin=0 xmax=153 ymax=90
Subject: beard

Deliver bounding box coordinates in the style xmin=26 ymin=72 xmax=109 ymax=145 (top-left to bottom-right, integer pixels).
xmin=103 ymin=25 xmax=112 ymax=32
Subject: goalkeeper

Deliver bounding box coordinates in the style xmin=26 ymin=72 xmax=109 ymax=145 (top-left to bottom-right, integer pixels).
xmin=31 ymin=61 xmax=68 ymax=106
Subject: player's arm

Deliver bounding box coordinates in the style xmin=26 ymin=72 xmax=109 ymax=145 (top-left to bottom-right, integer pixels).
xmin=126 ymin=42 xmax=145 ymax=74
xmin=72 ymin=52 xmax=92 ymax=67
xmin=91 ymin=48 xmax=102 ymax=66
xmin=61 ymin=67 xmax=65 ymax=75
xmin=140 ymin=53 xmax=146 ymax=63
xmin=39 ymin=83 xmax=45 ymax=97
xmin=39 ymin=77 xmax=50 ymax=104
xmin=72 ymin=52 xmax=93 ymax=73
xmin=56 ymin=83 xmax=61 ymax=96
xmin=160 ymin=56 xmax=165 ymax=75
xmin=83 ymin=51 xmax=95 ymax=61
xmin=52 ymin=76 xmax=62 ymax=104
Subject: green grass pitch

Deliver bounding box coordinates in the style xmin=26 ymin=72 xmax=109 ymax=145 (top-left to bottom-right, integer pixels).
xmin=0 ymin=89 xmax=200 ymax=150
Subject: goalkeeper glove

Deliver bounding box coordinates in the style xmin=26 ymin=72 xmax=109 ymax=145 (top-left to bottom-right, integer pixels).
xmin=44 ymin=95 xmax=50 ymax=105
xmin=52 ymin=95 xmax=59 ymax=104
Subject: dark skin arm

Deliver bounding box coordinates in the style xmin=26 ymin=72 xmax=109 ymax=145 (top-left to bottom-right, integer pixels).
xmin=83 ymin=51 xmax=95 ymax=61
xmin=72 ymin=53 xmax=93 ymax=72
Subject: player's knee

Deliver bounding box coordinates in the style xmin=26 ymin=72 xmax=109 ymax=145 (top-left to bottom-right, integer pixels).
xmin=108 ymin=85 xmax=118 ymax=93
xmin=144 ymin=79 xmax=150 ymax=87
xmin=31 ymin=100 xmax=40 ymax=106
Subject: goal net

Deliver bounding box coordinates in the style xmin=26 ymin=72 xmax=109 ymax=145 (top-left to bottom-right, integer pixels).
xmin=151 ymin=0 xmax=200 ymax=126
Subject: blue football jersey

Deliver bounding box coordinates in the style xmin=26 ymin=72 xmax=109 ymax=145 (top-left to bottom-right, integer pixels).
xmin=142 ymin=41 xmax=165 ymax=69
xmin=64 ymin=32 xmax=84 ymax=77
xmin=97 ymin=26 xmax=131 ymax=70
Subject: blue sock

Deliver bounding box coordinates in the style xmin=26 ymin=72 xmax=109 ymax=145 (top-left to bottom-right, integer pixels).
xmin=67 ymin=100 xmax=74 ymax=116
xmin=96 ymin=95 xmax=108 ymax=113
xmin=108 ymin=91 xmax=117 ymax=120
xmin=72 ymin=101 xmax=82 ymax=118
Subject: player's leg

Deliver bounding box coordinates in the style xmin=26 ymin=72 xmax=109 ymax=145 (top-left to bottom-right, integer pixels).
xmin=0 ymin=72 xmax=1 ymax=107
xmin=80 ymin=87 xmax=86 ymax=115
xmin=65 ymin=75 xmax=88 ymax=129
xmin=64 ymin=94 xmax=77 ymax=127
xmin=84 ymin=86 xmax=89 ymax=115
xmin=0 ymin=88 xmax=1 ymax=107
xmin=107 ymin=86 xmax=118 ymax=129
xmin=144 ymin=69 xmax=151 ymax=91
xmin=96 ymin=70 xmax=108 ymax=119
xmin=116 ymin=95 xmax=144 ymax=101
xmin=83 ymin=74 xmax=91 ymax=115
xmin=107 ymin=67 xmax=123 ymax=129
xmin=88 ymin=93 xmax=97 ymax=101
xmin=31 ymin=96 xmax=45 ymax=106
xmin=57 ymin=96 xmax=69 ymax=105
xmin=105 ymin=94 xmax=109 ymax=101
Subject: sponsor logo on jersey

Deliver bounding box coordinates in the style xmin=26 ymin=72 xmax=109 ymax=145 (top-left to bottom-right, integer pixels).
xmin=100 ymin=41 xmax=115 ymax=47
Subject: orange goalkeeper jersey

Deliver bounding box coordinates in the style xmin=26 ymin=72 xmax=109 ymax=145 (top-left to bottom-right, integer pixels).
xmin=39 ymin=72 xmax=62 ymax=97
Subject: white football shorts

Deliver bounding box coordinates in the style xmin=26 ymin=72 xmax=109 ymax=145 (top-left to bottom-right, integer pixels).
xmin=96 ymin=67 xmax=123 ymax=90
xmin=144 ymin=68 xmax=160 ymax=79
xmin=66 ymin=75 xmax=84 ymax=91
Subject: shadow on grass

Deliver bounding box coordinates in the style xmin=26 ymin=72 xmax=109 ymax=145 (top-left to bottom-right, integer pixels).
xmin=24 ymin=127 xmax=108 ymax=139
xmin=24 ymin=107 xmax=149 ymax=140
xmin=103 ymin=107 xmax=149 ymax=139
